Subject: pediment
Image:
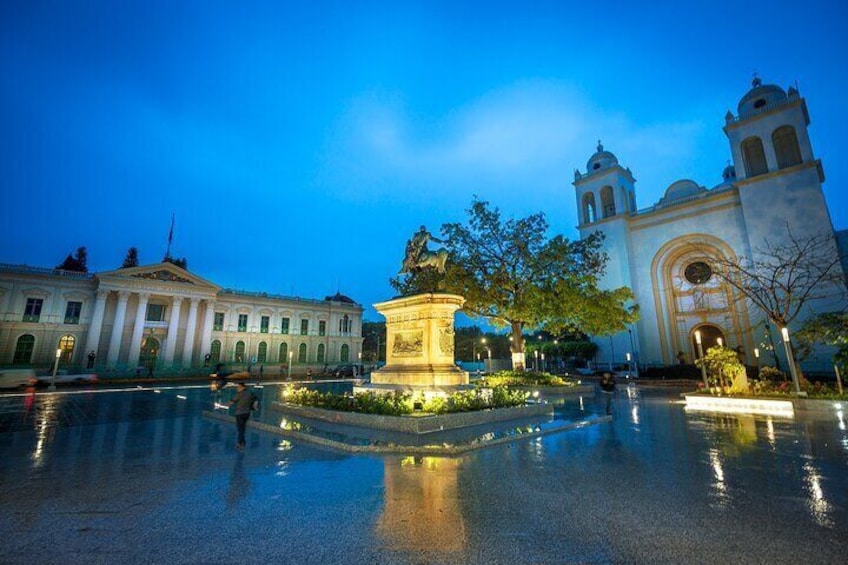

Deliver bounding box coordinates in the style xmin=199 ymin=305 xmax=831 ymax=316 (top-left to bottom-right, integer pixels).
xmin=96 ymin=263 xmax=221 ymax=291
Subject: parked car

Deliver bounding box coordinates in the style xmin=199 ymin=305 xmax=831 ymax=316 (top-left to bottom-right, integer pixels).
xmin=35 ymin=370 xmax=98 ymax=386
xmin=0 ymin=369 xmax=37 ymax=389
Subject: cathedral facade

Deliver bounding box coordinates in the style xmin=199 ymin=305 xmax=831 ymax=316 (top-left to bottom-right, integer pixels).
xmin=574 ymin=78 xmax=847 ymax=371
xmin=0 ymin=261 xmax=363 ymax=374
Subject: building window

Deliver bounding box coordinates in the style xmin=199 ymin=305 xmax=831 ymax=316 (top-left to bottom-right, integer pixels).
xmin=210 ymin=340 xmax=221 ymax=363
xmin=773 ymin=126 xmax=802 ymax=169
xmin=258 ymin=341 xmax=267 ymax=363
xmin=23 ymin=298 xmax=43 ymax=323
xmin=235 ymin=341 xmax=245 ymax=363
xmin=281 ymin=317 xmax=290 ymax=335
xmin=741 ymin=136 xmax=768 ymax=177
xmin=298 ymin=343 xmax=308 ymax=363
xmin=582 ymin=193 xmax=597 ymax=224
xmin=317 ymin=343 xmax=325 ymax=363
xmin=279 ymin=342 xmax=288 ymax=362
xmin=64 ymin=301 xmax=82 ymax=324
xmin=146 ymin=304 xmax=166 ymax=322
xmin=600 ymin=186 xmax=615 ymax=218
xmin=340 ymin=344 xmax=350 ymax=363
xmin=59 ymin=335 xmax=75 ymax=363
xmin=300 ymin=319 xmax=309 ymax=335
xmin=339 ymin=315 xmax=352 ymax=334
xmin=318 ymin=320 xmax=326 ymax=336
xmin=13 ymin=334 xmax=35 ymax=364
xmin=213 ymin=312 xmax=225 ymax=331
xmin=238 ymin=314 xmax=248 ymax=332
xmin=684 ymin=262 xmax=713 ymax=285
xmin=260 ymin=316 xmax=270 ymax=333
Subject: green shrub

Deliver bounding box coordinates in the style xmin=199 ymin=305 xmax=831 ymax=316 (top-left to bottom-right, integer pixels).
xmin=478 ymin=370 xmax=579 ymax=387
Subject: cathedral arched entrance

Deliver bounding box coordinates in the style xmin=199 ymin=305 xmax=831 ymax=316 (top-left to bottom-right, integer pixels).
xmin=691 ymin=324 xmax=725 ymax=359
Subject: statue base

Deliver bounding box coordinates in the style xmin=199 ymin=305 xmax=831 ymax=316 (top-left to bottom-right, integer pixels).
xmin=370 ymin=293 xmax=468 ymax=388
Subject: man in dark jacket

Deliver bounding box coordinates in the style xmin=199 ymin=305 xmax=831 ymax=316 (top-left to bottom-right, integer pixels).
xmin=600 ymin=371 xmax=616 ymax=415
xmin=228 ymin=382 xmax=257 ymax=450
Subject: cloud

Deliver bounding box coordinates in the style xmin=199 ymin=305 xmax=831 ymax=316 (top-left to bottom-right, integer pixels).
xmin=325 ymin=80 xmax=708 ymax=217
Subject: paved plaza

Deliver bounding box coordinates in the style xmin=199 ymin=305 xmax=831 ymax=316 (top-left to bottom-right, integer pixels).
xmin=0 ymin=382 xmax=846 ymax=564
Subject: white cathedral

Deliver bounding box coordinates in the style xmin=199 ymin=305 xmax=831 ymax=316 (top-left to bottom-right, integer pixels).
xmin=0 ymin=260 xmax=363 ymax=374
xmin=574 ymin=77 xmax=847 ymax=372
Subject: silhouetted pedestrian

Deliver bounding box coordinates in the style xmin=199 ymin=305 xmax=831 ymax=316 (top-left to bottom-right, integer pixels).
xmin=600 ymin=371 xmax=616 ymax=415
xmin=87 ymin=351 xmax=96 ymax=369
xmin=228 ymin=382 xmax=257 ymax=451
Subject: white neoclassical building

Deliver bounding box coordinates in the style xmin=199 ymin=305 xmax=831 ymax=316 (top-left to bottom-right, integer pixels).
xmin=573 ymin=78 xmax=847 ymax=370
xmin=0 ymin=261 xmax=363 ymax=374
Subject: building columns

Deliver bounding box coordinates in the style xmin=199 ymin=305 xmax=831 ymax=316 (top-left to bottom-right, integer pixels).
xmin=127 ymin=293 xmax=150 ymax=369
xmin=199 ymin=300 xmax=215 ymax=362
xmin=163 ymin=296 xmax=183 ymax=366
xmin=107 ymin=291 xmax=131 ymax=366
xmin=84 ymin=290 xmax=110 ymax=363
xmin=181 ymin=298 xmax=201 ymax=368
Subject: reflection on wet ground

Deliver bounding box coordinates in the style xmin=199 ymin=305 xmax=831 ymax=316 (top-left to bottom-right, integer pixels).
xmin=1 ymin=382 xmax=846 ymax=564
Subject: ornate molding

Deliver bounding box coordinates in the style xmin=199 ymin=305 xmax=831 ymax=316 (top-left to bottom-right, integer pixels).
xmin=439 ymin=327 xmax=455 ymax=355
xmin=392 ymin=331 xmax=423 ymax=357
xmin=131 ymin=270 xmax=195 ymax=284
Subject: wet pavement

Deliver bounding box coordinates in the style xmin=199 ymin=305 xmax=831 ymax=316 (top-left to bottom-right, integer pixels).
xmin=0 ymin=382 xmax=846 ymax=564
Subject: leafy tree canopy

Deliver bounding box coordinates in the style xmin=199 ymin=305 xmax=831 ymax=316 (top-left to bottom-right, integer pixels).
xmin=56 ymin=246 xmax=88 ymax=273
xmin=796 ymin=312 xmax=848 ymax=366
xmin=397 ymin=198 xmax=637 ymax=369
xmin=121 ymin=247 xmax=139 ymax=269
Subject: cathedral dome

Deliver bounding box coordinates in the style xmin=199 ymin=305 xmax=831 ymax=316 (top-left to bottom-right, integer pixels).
xmin=737 ymin=77 xmax=787 ymax=116
xmin=586 ymin=141 xmax=619 ymax=173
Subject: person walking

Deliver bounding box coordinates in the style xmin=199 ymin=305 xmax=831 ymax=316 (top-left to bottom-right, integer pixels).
xmin=600 ymin=371 xmax=616 ymax=415
xmin=228 ymin=382 xmax=257 ymax=451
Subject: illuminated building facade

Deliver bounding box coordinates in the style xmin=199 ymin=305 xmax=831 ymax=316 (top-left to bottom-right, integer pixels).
xmin=0 ymin=261 xmax=363 ymax=373
xmin=573 ymin=78 xmax=847 ymax=369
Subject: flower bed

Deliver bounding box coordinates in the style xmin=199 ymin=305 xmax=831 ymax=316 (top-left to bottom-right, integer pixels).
xmin=476 ymin=370 xmax=582 ymax=388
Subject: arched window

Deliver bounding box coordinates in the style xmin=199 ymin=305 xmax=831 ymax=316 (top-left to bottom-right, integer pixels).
xmin=235 ymin=341 xmax=245 ymax=363
xmin=278 ymin=342 xmax=288 ymax=363
xmin=59 ymin=335 xmax=75 ymax=364
xmin=317 ymin=343 xmax=325 ymax=363
xmin=582 ymin=193 xmax=597 ymax=224
xmin=257 ymin=341 xmax=267 ymax=363
xmin=338 ymin=314 xmax=351 ymax=334
xmin=13 ymin=334 xmax=35 ymax=364
xmin=210 ymin=340 xmax=222 ymax=363
xmin=772 ymin=126 xmax=802 ymax=169
xmin=600 ymin=186 xmax=615 ymax=218
xmin=298 ymin=343 xmax=308 ymax=363
xmin=690 ymin=324 xmax=725 ymax=359
xmin=741 ymin=136 xmax=768 ymax=177
xmin=340 ymin=344 xmax=350 ymax=363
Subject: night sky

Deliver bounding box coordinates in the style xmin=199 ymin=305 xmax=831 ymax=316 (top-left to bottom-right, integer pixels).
xmin=2 ymin=0 xmax=846 ymax=320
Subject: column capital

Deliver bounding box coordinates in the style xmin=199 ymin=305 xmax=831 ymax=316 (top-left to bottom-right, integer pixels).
xmin=189 ymin=297 xmax=202 ymax=306
xmin=137 ymin=292 xmax=151 ymax=301
xmin=116 ymin=290 xmax=132 ymax=301
xmin=171 ymin=296 xmax=185 ymax=305
xmin=96 ymin=289 xmax=111 ymax=300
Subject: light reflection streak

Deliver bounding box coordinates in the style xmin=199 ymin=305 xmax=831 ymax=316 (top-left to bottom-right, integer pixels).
xmin=802 ymin=461 xmax=832 ymax=527
xmin=709 ymin=448 xmax=729 ymax=508
xmin=31 ymin=395 xmax=59 ymax=467
xmin=766 ymin=418 xmax=776 ymax=448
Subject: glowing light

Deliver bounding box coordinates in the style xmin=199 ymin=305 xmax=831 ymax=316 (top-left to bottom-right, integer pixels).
xmin=176 ymin=394 xmax=186 ymax=400
xmin=717 ymin=337 xmax=723 ymax=347
xmin=694 ymin=330 xmax=702 ymax=345
xmin=754 ymin=348 xmax=760 ymax=358
xmin=781 ymin=327 xmax=790 ymax=342
xmin=684 ymin=395 xmax=794 ymax=418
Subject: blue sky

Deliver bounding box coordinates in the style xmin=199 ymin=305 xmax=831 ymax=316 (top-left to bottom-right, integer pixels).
xmin=2 ymin=0 xmax=847 ymax=321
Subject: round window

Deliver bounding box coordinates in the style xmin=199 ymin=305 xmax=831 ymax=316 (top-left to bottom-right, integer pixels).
xmin=684 ymin=261 xmax=712 ymax=285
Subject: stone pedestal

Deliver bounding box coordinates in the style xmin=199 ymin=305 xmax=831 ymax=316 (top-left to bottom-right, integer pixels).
xmin=370 ymin=293 xmax=468 ymax=388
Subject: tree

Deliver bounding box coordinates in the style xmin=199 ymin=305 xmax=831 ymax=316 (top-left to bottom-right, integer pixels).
xmin=121 ymin=247 xmax=139 ymax=269
xmin=434 ymin=198 xmax=637 ymax=370
xmin=796 ymin=312 xmax=848 ymax=366
xmin=163 ymin=256 xmax=188 ymax=270
xmin=705 ymin=227 xmax=845 ymax=330
xmin=702 ymin=227 xmax=846 ymax=372
xmin=56 ymin=246 xmax=88 ymax=273
xmin=361 ymin=321 xmax=386 ymax=364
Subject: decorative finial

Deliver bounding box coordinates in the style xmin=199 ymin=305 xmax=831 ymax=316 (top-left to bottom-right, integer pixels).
xmin=597 ymin=139 xmax=603 ymax=152
xmin=752 ymin=71 xmax=761 ymax=88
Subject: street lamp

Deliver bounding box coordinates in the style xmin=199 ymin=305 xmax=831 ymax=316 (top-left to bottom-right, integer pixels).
xmin=49 ymin=347 xmax=61 ymax=391
xmin=540 ymin=352 xmax=545 ymax=372
xmin=534 ymin=349 xmax=539 ymax=371
xmin=754 ymin=348 xmax=760 ymax=373
xmin=781 ymin=327 xmax=802 ymax=395
xmin=717 ymin=337 xmax=723 ymax=348
xmin=287 ymin=350 xmax=293 ymax=380
xmin=695 ymin=330 xmax=709 ymax=392
xmin=626 ymin=352 xmax=632 ymax=379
